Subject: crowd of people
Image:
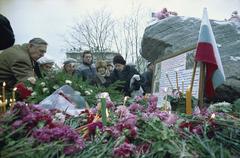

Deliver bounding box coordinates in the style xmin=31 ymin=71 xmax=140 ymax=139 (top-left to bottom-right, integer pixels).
xmin=39 ymin=49 xmax=153 ymax=97
xmin=0 ymin=13 xmax=153 ymax=98
xmin=0 ymin=31 xmax=153 ymax=98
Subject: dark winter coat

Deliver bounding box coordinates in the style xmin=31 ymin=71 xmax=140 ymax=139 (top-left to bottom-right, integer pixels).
xmin=109 ymin=65 xmax=142 ymax=96
xmin=75 ymin=63 xmax=97 ymax=83
xmin=0 ymin=14 xmax=15 ymax=50
xmin=142 ymin=70 xmax=153 ymax=93
xmin=91 ymin=74 xmax=111 ymax=88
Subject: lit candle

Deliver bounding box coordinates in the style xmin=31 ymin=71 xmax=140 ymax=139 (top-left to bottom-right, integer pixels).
xmin=2 ymin=82 xmax=6 ymax=103
xmin=185 ymin=86 xmax=192 ymax=115
xmin=210 ymin=113 xmax=215 ymax=119
xmin=123 ymin=96 xmax=129 ymax=106
xmin=101 ymin=97 xmax=107 ymax=126
xmin=0 ymin=100 xmax=2 ymax=113
xmin=182 ymin=80 xmax=184 ymax=94
xmin=11 ymin=87 xmax=17 ymax=110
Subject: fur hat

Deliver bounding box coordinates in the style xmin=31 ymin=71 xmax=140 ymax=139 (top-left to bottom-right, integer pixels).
xmin=113 ymin=54 xmax=126 ymax=65
xmin=96 ymin=60 xmax=107 ymax=70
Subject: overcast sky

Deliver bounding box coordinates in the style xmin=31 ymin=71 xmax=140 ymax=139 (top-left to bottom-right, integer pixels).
xmin=0 ymin=0 xmax=239 ymax=65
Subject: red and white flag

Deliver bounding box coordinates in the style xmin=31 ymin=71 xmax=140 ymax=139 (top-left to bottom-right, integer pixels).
xmin=195 ymin=8 xmax=225 ymax=98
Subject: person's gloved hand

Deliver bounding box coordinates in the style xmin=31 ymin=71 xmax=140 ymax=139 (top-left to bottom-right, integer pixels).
xmin=132 ymin=74 xmax=140 ymax=81
xmin=130 ymin=74 xmax=141 ymax=90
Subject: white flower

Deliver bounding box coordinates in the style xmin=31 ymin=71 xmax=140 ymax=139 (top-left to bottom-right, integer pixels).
xmin=27 ymin=87 xmax=33 ymax=91
xmin=89 ymin=89 xmax=93 ymax=93
xmin=53 ymin=113 xmax=66 ymax=123
xmin=85 ymin=90 xmax=91 ymax=95
xmin=53 ymin=85 xmax=59 ymax=90
xmin=31 ymin=92 xmax=37 ymax=96
xmin=40 ymin=82 xmax=46 ymax=87
xmin=27 ymin=77 xmax=36 ymax=84
xmin=42 ymin=87 xmax=49 ymax=93
xmin=65 ymin=80 xmax=72 ymax=85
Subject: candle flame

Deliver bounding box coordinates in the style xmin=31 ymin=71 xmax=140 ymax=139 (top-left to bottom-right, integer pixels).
xmin=211 ymin=113 xmax=216 ymax=119
xmin=13 ymin=87 xmax=17 ymax=91
xmin=124 ymin=96 xmax=129 ymax=101
xmin=3 ymin=82 xmax=6 ymax=87
xmin=164 ymin=87 xmax=168 ymax=92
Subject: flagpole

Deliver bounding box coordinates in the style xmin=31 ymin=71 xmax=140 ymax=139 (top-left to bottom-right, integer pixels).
xmin=190 ymin=61 xmax=197 ymax=92
xmin=198 ymin=62 xmax=205 ymax=107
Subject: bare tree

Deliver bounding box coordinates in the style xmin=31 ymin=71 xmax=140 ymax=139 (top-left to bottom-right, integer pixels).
xmin=120 ymin=4 xmax=147 ymax=72
xmin=64 ymin=5 xmax=149 ymax=71
xmin=66 ymin=9 xmax=115 ymax=58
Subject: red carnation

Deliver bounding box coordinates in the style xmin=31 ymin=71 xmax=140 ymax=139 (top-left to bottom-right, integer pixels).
xmin=15 ymin=82 xmax=32 ymax=100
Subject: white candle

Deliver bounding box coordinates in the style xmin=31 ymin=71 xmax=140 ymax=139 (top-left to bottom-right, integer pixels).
xmin=2 ymin=82 xmax=6 ymax=103
xmin=123 ymin=96 xmax=128 ymax=106
xmin=11 ymin=87 xmax=17 ymax=110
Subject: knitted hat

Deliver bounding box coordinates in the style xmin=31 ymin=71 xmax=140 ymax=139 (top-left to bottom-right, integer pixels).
xmin=113 ymin=55 xmax=126 ymax=65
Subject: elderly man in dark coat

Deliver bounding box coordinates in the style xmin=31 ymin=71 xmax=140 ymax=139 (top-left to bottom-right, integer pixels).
xmin=0 ymin=38 xmax=48 ymax=89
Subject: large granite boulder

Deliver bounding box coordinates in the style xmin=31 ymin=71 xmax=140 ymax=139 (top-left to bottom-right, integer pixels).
xmin=141 ymin=16 xmax=240 ymax=102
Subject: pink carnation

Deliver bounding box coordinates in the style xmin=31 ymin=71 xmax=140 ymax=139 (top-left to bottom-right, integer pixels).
xmin=163 ymin=113 xmax=178 ymax=126
xmin=113 ymin=142 xmax=136 ymax=158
